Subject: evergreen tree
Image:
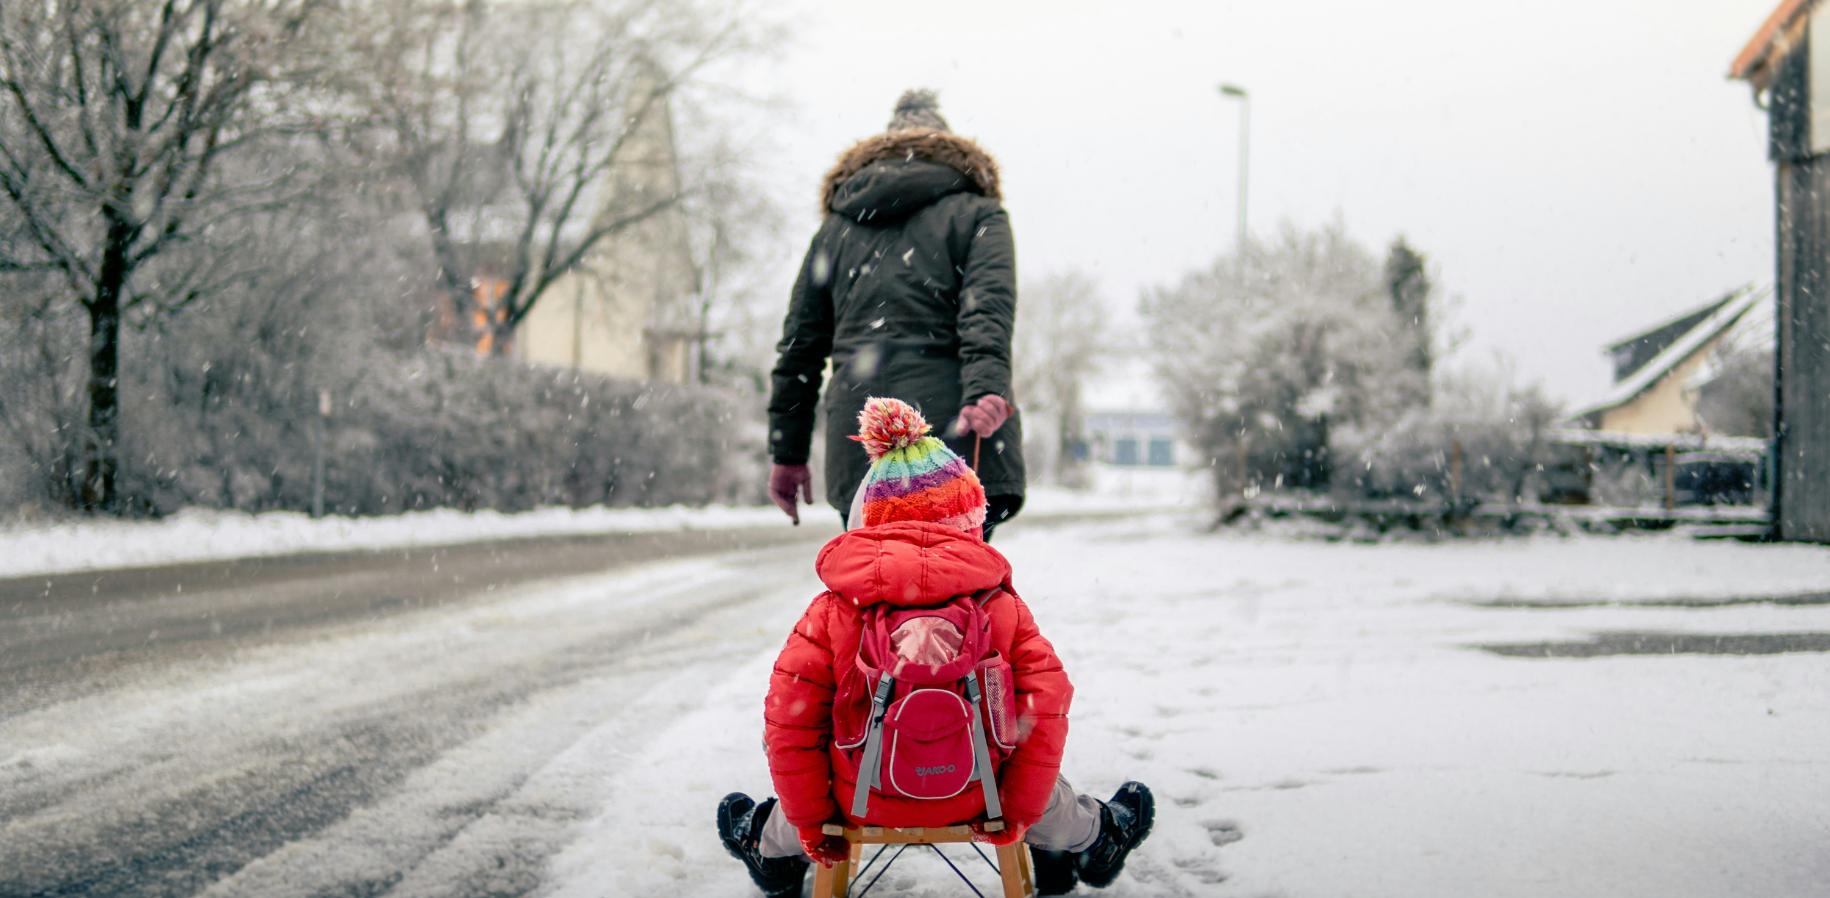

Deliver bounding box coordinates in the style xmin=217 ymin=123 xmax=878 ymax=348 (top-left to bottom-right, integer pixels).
xmin=1383 ymin=237 xmax=1434 ymax=407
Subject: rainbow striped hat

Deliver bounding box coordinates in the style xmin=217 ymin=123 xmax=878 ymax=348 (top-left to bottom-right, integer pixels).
xmin=847 ymin=397 xmax=987 ymax=535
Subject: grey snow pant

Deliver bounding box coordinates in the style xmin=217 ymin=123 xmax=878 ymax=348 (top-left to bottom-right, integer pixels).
xmin=758 ymin=775 xmax=1103 ymax=858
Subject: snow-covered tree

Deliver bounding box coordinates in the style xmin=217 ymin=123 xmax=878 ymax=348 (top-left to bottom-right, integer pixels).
xmin=0 ymin=0 xmax=328 ymax=511
xmin=1692 ymin=305 xmax=1774 ymax=439
xmin=678 ymin=140 xmax=785 ymax=391
xmin=331 ymin=0 xmax=765 ymax=358
xmin=1143 ymin=221 xmax=1416 ymax=498
xmin=1334 ymin=357 xmax=1562 ymax=506
xmin=0 ymin=0 xmax=780 ymax=517
xmin=1015 ymin=270 xmax=1108 ymax=484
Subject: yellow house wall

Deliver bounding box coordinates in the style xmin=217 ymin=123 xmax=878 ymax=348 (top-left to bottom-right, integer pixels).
xmin=516 ymin=271 xmax=651 ymax=380
xmin=1595 ymin=332 xmax=1731 ymax=434
xmin=511 ymin=70 xmax=697 ymax=384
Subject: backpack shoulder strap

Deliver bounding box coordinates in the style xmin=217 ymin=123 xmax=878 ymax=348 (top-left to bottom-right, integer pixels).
xmin=964 ymin=668 xmax=1004 ymax=820
xmin=849 ymin=669 xmax=896 ymax=819
xmin=854 ymin=602 xmax=893 ymax=674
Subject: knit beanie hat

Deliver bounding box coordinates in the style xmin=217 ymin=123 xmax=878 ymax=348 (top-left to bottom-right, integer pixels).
xmin=847 ymin=397 xmax=986 ymax=535
xmin=887 ymin=88 xmax=950 ymax=133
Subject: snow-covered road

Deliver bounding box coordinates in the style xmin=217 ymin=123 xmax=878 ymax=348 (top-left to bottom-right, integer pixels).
xmin=1 ymin=528 xmax=830 ymax=898
xmin=5 ymin=514 xmax=1829 ymax=897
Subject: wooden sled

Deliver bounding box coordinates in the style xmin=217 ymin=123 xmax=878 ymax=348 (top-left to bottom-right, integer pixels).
xmin=809 ymin=822 xmax=1036 ymax=898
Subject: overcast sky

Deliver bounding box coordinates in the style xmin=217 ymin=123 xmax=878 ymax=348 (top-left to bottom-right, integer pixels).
xmin=737 ymin=0 xmax=1779 ymax=405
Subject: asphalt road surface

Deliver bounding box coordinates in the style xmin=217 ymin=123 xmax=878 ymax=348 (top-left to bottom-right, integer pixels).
xmin=0 ymin=522 xmax=835 ymax=898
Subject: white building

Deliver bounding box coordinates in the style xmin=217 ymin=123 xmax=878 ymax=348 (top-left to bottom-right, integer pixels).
xmin=1079 ymin=357 xmax=1193 ymax=469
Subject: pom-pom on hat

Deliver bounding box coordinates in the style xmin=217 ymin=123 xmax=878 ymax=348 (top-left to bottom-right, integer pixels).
xmin=887 ymin=88 xmax=950 ymax=133
xmin=848 ymin=397 xmax=987 ymax=535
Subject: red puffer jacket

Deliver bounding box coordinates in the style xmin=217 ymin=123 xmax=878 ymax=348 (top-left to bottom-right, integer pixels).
xmin=764 ymin=521 xmax=1073 ymax=831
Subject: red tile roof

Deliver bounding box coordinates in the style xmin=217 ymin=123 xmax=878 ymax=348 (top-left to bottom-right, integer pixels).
xmin=1731 ymin=0 xmax=1815 ymax=82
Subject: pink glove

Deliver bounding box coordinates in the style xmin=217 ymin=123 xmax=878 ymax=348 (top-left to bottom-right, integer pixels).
xmin=971 ymin=819 xmax=1029 ymax=846
xmin=953 ymin=395 xmax=1011 ymax=439
xmin=798 ymin=824 xmax=851 ymax=867
xmin=769 ymin=463 xmax=813 ymax=525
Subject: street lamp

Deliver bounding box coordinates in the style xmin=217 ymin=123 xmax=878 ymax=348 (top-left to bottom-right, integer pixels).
xmin=1218 ymin=83 xmax=1249 ymax=259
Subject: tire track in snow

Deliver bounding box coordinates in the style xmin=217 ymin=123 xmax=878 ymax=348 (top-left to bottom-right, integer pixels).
xmin=0 ymin=547 xmax=817 ymax=898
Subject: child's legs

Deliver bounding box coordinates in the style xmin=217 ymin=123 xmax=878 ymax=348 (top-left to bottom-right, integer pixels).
xmin=757 ymin=799 xmax=808 ymax=859
xmin=752 ymin=774 xmax=1101 ymax=858
xmin=1024 ymin=775 xmax=1103 ymax=853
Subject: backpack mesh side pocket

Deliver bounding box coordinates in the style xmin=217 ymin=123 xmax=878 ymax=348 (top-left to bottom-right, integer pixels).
xmin=978 ymin=654 xmax=1017 ymax=752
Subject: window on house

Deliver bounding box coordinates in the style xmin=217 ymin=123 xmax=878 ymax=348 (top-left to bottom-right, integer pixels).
xmin=1114 ymin=438 xmax=1140 ymax=466
xmin=1148 ymin=438 xmax=1174 ymax=467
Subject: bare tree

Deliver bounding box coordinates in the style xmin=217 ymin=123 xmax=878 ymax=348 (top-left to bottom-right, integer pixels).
xmin=676 ymin=140 xmax=782 ymax=387
xmin=0 ymin=0 xmax=323 ymax=511
xmin=1015 ymin=270 xmax=1109 ymax=483
xmin=1694 ymin=310 xmax=1775 ymax=439
xmin=0 ymin=284 xmax=85 ymax=508
xmin=338 ymin=0 xmax=757 ymax=357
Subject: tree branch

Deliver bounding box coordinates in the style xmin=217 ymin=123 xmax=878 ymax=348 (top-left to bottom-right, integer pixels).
xmin=139 ymin=0 xmax=185 ymax=111
xmin=516 ymin=193 xmax=679 ymax=326
xmin=0 ymin=36 xmax=94 ymax=190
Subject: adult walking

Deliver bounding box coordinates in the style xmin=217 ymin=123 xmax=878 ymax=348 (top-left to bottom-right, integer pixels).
xmin=767 ymin=90 xmax=1025 ymax=538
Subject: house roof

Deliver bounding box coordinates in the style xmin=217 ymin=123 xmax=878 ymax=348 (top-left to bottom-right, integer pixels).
xmin=1731 ymin=0 xmax=1815 ymax=86
xmin=1686 ymin=294 xmax=1774 ymax=390
xmin=1573 ymin=286 xmax=1768 ymax=421
xmin=1603 ymin=293 xmax=1738 ymax=381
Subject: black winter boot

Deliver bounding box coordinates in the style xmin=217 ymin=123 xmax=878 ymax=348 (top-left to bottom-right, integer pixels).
xmin=1076 ymin=781 xmax=1155 ymax=888
xmin=716 ymin=793 xmax=808 ymax=898
xmin=1031 ymin=848 xmax=1080 ymax=896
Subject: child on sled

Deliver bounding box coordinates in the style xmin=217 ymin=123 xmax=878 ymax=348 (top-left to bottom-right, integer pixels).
xmin=718 ymin=397 xmax=1154 ymax=897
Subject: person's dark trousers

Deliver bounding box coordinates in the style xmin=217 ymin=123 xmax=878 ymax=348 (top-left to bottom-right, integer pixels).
xmin=982 ymin=494 xmax=1023 ymax=542
xmin=836 ymin=494 xmax=1024 ymax=542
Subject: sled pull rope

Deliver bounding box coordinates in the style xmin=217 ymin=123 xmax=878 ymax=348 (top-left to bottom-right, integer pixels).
xmin=850 ymin=672 xmax=896 ymax=819
xmin=964 ymin=671 xmax=1002 ymax=821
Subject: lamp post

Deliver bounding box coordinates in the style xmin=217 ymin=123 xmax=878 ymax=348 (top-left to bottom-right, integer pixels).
xmin=1219 ymin=83 xmax=1249 ymax=259
xmin=312 ymin=388 xmax=331 ymax=519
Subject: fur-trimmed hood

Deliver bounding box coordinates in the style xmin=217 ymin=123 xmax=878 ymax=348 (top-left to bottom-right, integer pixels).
xmin=820 ymin=129 xmax=1000 ymax=219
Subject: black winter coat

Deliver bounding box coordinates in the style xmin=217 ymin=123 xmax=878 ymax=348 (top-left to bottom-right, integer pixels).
xmin=768 ymin=128 xmax=1024 ymax=512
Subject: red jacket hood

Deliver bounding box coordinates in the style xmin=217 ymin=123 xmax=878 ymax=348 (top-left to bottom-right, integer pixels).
xmin=815 ymin=521 xmax=1012 ymax=607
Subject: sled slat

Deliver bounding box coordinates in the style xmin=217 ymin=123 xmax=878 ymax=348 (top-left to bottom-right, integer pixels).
xmin=807 ymin=823 xmax=1035 ymax=897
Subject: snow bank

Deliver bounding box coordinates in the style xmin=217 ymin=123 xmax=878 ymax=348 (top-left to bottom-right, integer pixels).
xmin=0 ymin=504 xmax=786 ymax=579
xmin=0 ymin=466 xmax=1207 ymax=580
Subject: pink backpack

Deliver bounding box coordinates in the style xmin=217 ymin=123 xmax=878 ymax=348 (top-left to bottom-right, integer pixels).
xmin=835 ymin=589 xmax=1019 ymax=821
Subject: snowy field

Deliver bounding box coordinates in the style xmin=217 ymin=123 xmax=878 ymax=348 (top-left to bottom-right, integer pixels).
xmin=546 ymin=519 xmax=1830 ymax=898
xmin=5 ymin=509 xmax=1828 ymax=897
